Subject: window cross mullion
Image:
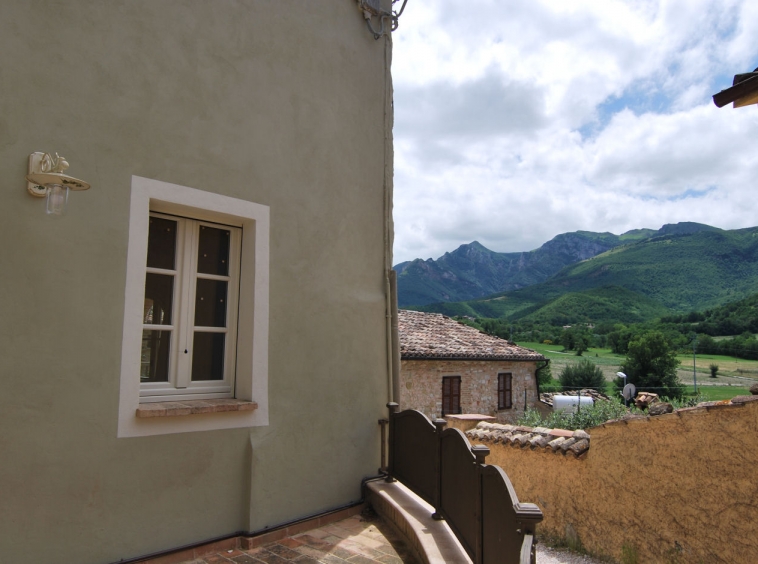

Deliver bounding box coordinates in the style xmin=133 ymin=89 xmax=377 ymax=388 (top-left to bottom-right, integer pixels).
xmin=174 ymin=219 xmax=196 ymax=389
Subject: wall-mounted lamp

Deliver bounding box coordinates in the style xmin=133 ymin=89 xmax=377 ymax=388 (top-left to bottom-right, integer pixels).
xmin=26 ymin=152 xmax=91 ymax=215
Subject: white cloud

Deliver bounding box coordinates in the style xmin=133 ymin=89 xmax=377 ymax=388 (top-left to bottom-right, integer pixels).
xmin=391 ymin=0 xmax=758 ymax=265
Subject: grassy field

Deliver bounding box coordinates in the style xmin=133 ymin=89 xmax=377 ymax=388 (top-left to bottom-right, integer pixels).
xmin=519 ymin=341 xmax=755 ymax=400
xmin=683 ymin=385 xmax=747 ymax=401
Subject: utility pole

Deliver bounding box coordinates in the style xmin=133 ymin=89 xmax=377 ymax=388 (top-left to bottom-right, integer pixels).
xmin=692 ymin=335 xmax=698 ymax=394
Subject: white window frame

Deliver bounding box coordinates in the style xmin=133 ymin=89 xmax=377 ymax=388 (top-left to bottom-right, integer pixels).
xmin=118 ymin=176 xmax=269 ymax=437
xmin=140 ymin=212 xmax=242 ymax=401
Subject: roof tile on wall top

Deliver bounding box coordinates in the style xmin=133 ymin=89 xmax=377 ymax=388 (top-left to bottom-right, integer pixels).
xmin=466 ymin=421 xmax=591 ymax=457
xmin=399 ymin=310 xmax=546 ymax=361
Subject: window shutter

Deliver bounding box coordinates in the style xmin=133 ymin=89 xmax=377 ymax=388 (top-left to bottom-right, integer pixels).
xmin=452 ymin=376 xmax=460 ymax=414
xmin=498 ymin=373 xmax=513 ymax=409
xmin=442 ymin=376 xmax=461 ymax=416
xmin=497 ymin=374 xmax=504 ymax=409
xmin=442 ymin=377 xmax=451 ymax=415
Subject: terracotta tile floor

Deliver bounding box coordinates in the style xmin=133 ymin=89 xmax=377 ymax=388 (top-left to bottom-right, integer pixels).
xmin=183 ymin=512 xmax=421 ymax=564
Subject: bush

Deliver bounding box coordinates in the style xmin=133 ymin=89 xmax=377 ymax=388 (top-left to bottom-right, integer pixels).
xmin=709 ymin=363 xmax=719 ymax=378
xmin=664 ymin=391 xmax=708 ymax=409
xmin=517 ymin=399 xmax=640 ymax=431
xmin=559 ymin=359 xmax=606 ymax=392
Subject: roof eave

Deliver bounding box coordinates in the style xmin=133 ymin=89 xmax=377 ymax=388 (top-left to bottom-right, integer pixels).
xmin=713 ymin=74 xmax=758 ymax=108
xmin=401 ymin=354 xmax=546 ymax=362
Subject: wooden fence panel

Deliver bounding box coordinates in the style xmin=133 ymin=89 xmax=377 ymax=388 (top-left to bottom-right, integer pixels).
xmin=481 ymin=465 xmax=541 ymax=564
xmin=439 ymin=428 xmax=479 ymax=561
xmin=390 ymin=408 xmax=438 ymax=507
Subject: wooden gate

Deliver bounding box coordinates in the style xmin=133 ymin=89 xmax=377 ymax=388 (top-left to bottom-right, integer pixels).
xmin=385 ymin=403 xmax=542 ymax=564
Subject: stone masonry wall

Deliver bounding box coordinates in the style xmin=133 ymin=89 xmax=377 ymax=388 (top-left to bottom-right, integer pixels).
xmin=466 ymin=397 xmax=758 ymax=563
xmin=399 ymin=359 xmax=538 ymax=423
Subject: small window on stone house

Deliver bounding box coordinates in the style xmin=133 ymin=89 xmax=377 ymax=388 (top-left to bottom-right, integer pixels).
xmin=498 ymin=373 xmax=512 ymax=410
xmin=442 ymin=376 xmax=461 ymax=416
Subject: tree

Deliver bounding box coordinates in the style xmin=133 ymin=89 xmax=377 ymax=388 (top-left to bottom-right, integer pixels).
xmin=606 ymin=325 xmax=643 ymax=354
xmin=559 ymin=359 xmax=606 ymax=392
xmin=695 ymin=333 xmax=717 ymax=355
xmin=536 ymin=362 xmax=556 ymax=392
xmin=574 ymin=334 xmax=590 ymax=356
xmin=617 ymin=331 xmax=683 ymax=399
xmin=560 ymin=326 xmax=591 ymax=355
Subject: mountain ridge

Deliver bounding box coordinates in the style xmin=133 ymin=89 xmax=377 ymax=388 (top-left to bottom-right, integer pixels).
xmin=395 ymin=222 xmax=716 ymax=307
xmin=408 ymin=224 xmax=758 ymax=326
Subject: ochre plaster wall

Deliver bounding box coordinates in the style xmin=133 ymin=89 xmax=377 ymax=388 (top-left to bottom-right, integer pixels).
xmin=399 ymin=359 xmax=538 ymax=422
xmin=476 ymin=401 xmax=758 ymax=563
xmin=0 ymin=2 xmax=391 ymax=562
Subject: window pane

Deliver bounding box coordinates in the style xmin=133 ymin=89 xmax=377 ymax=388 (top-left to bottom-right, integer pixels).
xmin=191 ymin=332 xmax=225 ymax=381
xmin=144 ymin=273 xmax=174 ymax=325
xmin=197 ymin=225 xmax=230 ymax=275
xmin=141 ymin=330 xmax=171 ymax=382
xmin=147 ymin=216 xmax=177 ymax=270
xmin=194 ymin=278 xmax=228 ymax=327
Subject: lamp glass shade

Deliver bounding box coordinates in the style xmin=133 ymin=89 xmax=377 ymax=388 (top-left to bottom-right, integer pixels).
xmin=45 ymin=184 xmax=69 ymax=215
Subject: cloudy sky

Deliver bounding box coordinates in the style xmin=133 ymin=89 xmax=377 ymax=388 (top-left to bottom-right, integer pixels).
xmin=390 ymin=0 xmax=758 ymax=265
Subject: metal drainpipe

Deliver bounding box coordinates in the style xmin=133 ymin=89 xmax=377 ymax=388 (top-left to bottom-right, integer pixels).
xmin=382 ymin=28 xmax=395 ymax=403
xmin=390 ymin=270 xmax=400 ymax=402
xmin=535 ymin=359 xmax=550 ymax=398
xmin=385 ymin=274 xmax=394 ymax=403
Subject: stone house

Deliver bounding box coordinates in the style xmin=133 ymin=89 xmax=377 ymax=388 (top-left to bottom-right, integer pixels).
xmin=0 ymin=3 xmax=399 ymax=563
xmin=398 ymin=310 xmax=547 ymax=423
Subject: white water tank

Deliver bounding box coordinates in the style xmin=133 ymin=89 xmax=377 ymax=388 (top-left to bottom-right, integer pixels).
xmin=553 ymin=395 xmax=594 ymax=413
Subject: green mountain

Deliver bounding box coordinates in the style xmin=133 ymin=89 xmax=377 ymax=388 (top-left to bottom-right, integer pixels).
xmin=396 ymin=230 xmax=653 ymax=307
xmin=410 ymin=224 xmax=758 ymax=326
xmin=395 ymin=222 xmax=710 ymax=308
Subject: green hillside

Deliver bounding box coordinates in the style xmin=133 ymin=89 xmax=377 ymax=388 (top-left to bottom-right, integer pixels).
xmin=661 ymin=291 xmax=758 ymax=336
xmin=413 ymin=285 xmax=670 ymax=325
xmin=512 ymin=286 xmax=671 ymax=325
xmin=411 ymin=226 xmax=758 ymax=326
xmin=547 ymin=227 xmax=758 ymax=311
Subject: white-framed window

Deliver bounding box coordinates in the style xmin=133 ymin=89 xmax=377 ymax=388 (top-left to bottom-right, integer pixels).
xmin=140 ymin=213 xmax=241 ymax=401
xmin=118 ymin=176 xmax=269 ymax=437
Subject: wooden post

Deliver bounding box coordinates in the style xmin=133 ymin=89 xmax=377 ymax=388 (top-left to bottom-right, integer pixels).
xmin=432 ymin=418 xmax=447 ymax=520
xmin=385 ymin=403 xmax=398 ymax=482
xmin=378 ymin=418 xmax=388 ymax=474
xmin=472 ymin=445 xmax=490 ymax=564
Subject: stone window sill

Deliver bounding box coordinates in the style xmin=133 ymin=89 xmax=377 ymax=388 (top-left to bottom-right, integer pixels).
xmin=136 ymin=399 xmax=258 ymax=418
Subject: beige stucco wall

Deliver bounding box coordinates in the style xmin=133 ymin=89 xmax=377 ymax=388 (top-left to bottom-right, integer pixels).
xmin=476 ymin=401 xmax=758 ymax=563
xmin=0 ymin=2 xmax=392 ymax=562
xmin=399 ymin=359 xmax=538 ymax=422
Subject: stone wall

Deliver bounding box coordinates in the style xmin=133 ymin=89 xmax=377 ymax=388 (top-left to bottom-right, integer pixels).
xmin=466 ymin=397 xmax=758 ymax=563
xmin=399 ymin=359 xmax=538 ymax=423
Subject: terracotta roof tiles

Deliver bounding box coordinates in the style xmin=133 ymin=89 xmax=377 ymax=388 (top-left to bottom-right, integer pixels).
xmin=399 ymin=309 xmax=545 ymax=361
xmin=466 ymin=422 xmax=591 ymax=457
